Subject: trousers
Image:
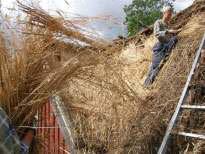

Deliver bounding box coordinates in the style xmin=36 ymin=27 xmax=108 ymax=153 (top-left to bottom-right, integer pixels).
xmin=144 ymin=36 xmax=178 ymax=86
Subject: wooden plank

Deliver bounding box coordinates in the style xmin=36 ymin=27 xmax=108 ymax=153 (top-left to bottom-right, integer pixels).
xmin=158 ymin=33 xmax=205 ymax=154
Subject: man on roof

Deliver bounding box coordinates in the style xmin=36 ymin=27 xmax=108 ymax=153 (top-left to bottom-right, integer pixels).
xmin=144 ymin=5 xmax=182 ymax=87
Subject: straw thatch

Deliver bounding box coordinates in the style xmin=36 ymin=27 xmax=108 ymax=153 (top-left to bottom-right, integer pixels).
xmin=50 ymin=2 xmax=205 ymax=154
xmin=59 ymin=1 xmax=205 ymax=153
xmin=1 ymin=1 xmax=205 ymax=154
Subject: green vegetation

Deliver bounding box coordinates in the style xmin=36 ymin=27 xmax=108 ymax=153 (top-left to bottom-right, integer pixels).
xmin=124 ymin=0 xmax=162 ymax=36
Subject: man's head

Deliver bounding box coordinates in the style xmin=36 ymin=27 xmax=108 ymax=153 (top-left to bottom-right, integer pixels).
xmin=162 ymin=5 xmax=173 ymax=23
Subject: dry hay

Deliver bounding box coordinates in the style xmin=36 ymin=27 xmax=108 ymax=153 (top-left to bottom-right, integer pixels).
xmin=55 ymin=1 xmax=205 ymax=153
xmin=1 ymin=1 xmax=205 ymax=154
xmin=0 ymin=0 xmax=112 ymax=124
xmin=122 ymin=8 xmax=205 ymax=154
xmin=60 ymin=1 xmax=205 ymax=153
xmin=0 ymin=1 xmax=125 ymax=153
xmin=56 ymin=4 xmax=205 ymax=154
xmin=0 ymin=2 xmax=109 ymax=153
xmin=173 ymin=41 xmax=205 ymax=153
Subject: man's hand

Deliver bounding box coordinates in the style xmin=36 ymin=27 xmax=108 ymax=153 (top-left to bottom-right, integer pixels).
xmin=168 ymin=29 xmax=182 ymax=34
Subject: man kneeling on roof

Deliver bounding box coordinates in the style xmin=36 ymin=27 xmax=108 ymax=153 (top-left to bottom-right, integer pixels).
xmin=144 ymin=5 xmax=182 ymax=87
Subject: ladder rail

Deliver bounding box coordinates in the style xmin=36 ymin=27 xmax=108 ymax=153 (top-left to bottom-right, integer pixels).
xmin=158 ymin=33 xmax=205 ymax=154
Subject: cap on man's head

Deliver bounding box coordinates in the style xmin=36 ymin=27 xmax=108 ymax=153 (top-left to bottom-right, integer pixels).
xmin=162 ymin=5 xmax=173 ymax=13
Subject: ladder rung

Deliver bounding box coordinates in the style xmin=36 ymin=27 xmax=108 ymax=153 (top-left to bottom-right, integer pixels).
xmin=178 ymin=132 xmax=205 ymax=140
xmin=181 ymin=105 xmax=205 ymax=110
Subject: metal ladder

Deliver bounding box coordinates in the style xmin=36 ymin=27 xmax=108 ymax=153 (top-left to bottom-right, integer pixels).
xmin=158 ymin=33 xmax=205 ymax=154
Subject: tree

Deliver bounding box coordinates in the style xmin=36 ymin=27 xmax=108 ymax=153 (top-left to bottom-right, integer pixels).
xmin=124 ymin=0 xmax=163 ymax=36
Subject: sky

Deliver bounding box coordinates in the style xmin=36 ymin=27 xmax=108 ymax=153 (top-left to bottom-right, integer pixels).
xmin=1 ymin=0 xmax=195 ymax=40
xmin=173 ymin=0 xmax=194 ymax=11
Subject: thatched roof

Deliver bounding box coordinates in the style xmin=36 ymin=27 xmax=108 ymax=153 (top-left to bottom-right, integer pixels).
xmin=59 ymin=1 xmax=205 ymax=153
xmin=0 ymin=1 xmax=205 ymax=153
